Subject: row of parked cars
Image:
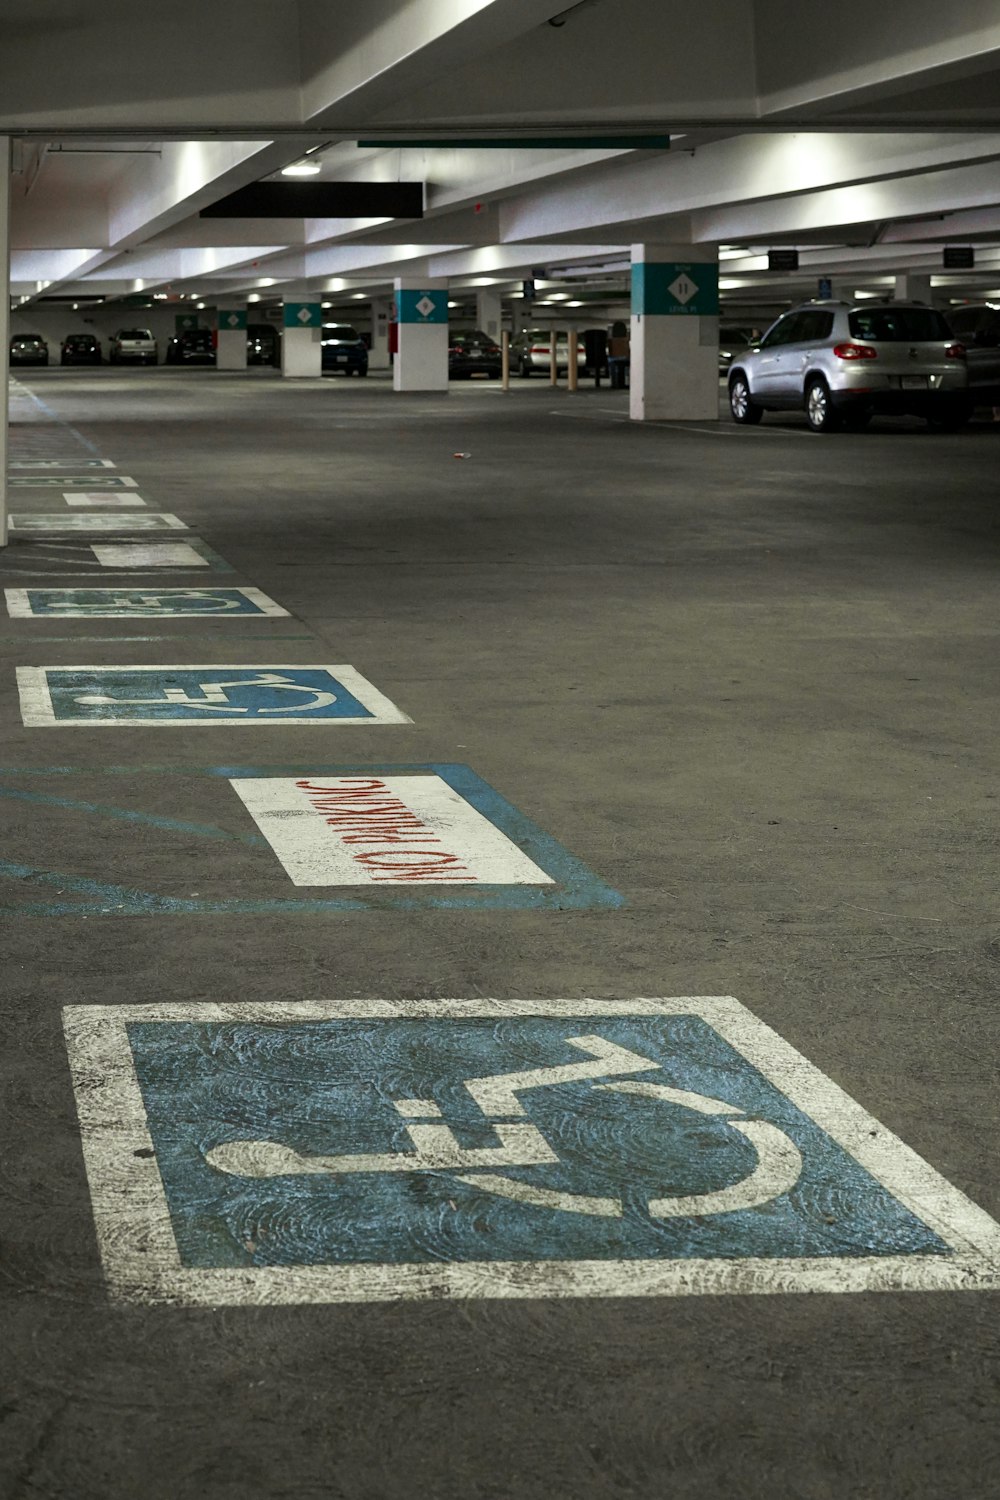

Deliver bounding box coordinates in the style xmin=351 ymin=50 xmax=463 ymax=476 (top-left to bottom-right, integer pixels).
xmin=727 ymin=299 xmax=1000 ymax=432
xmin=8 ymin=328 xmax=201 ymax=367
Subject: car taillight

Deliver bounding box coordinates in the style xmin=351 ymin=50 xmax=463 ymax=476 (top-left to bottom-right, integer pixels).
xmin=530 ymin=344 xmax=547 ymax=353
xmin=833 ymin=342 xmax=878 ymax=360
xmin=448 ymin=346 xmax=461 ymax=354
xmin=946 ymin=343 xmax=966 ymax=360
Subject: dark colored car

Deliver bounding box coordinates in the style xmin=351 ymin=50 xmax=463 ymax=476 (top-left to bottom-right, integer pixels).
xmin=60 ymin=333 xmax=102 ymax=365
xmin=247 ymin=323 xmax=280 ymax=366
xmin=321 ymin=324 xmax=368 ymax=376
xmin=946 ymin=302 xmax=1000 ymax=405
xmin=165 ymin=328 xmax=216 ymax=365
xmin=448 ymin=329 xmax=502 ymax=379
xmin=10 ymin=334 xmax=49 ymax=366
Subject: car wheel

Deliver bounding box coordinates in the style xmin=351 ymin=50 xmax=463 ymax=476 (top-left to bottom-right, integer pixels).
xmin=927 ymin=400 xmax=971 ymax=431
xmin=805 ymin=378 xmax=840 ymax=432
xmin=358 ymin=367 xmax=368 ymax=377
xmin=729 ymin=374 xmax=763 ymax=425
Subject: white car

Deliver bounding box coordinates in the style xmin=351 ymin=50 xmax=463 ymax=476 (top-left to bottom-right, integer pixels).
xmin=512 ymin=329 xmax=586 ymax=377
xmin=110 ymin=328 xmax=158 ymax=365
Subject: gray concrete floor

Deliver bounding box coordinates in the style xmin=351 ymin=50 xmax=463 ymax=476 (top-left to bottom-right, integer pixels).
xmin=2 ymin=367 xmax=1000 ymax=1498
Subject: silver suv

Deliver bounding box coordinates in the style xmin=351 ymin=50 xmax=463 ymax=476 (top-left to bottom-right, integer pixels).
xmin=728 ymin=301 xmax=970 ymax=432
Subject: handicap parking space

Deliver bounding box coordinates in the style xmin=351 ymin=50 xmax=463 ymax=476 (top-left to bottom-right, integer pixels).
xmin=4 ymin=371 xmax=1000 ymax=1499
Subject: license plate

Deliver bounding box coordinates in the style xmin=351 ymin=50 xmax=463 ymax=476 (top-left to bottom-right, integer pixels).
xmin=901 ymin=375 xmax=928 ymax=389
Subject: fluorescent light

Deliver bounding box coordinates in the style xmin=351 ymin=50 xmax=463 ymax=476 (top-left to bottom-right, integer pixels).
xmin=258 ymin=278 xmax=275 ymax=288
xmin=196 ymin=303 xmax=205 ymax=310
xmin=321 ymin=302 xmax=332 ymax=309
xmin=566 ymin=300 xmax=584 ymax=307
xmin=352 ymin=292 xmax=367 ymax=300
xmin=548 ymin=292 xmax=570 ymax=301
xmin=448 ymin=300 xmax=459 ymax=308
xmin=282 ymin=161 xmax=321 ymax=177
xmin=853 ymin=289 xmax=878 ymax=299
xmin=247 ymin=293 xmax=261 ymax=303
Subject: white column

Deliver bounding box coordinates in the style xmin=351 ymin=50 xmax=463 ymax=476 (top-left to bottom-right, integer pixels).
xmin=476 ymin=289 xmax=502 ymax=342
xmin=369 ymin=297 xmax=391 ymax=370
xmin=216 ymin=303 xmax=247 ymax=370
xmin=281 ymin=288 xmax=323 ymax=378
xmin=393 ymin=279 xmax=448 ymax=393
xmin=0 ymin=138 xmax=9 ymax=547
xmin=630 ymin=242 xmax=720 ymax=422
xmin=895 ymin=273 xmax=933 ymax=303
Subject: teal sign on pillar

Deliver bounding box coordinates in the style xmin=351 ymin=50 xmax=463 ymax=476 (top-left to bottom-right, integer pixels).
xmin=283 ymin=303 xmax=322 ymax=329
xmin=175 ymin=313 xmax=199 ymax=333
xmin=395 ymin=290 xmax=448 ymax=325
xmin=632 ymin=263 xmax=719 ymax=317
xmin=219 ymin=310 xmax=247 ymax=331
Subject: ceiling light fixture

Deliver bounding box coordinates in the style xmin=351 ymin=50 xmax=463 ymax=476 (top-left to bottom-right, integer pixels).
xmin=281 ymin=160 xmax=322 ymax=177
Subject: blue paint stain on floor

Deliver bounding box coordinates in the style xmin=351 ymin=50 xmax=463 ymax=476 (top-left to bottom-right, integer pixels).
xmin=126 ymin=1014 xmax=949 ymax=1269
xmin=43 ymin=667 xmax=374 ymax=722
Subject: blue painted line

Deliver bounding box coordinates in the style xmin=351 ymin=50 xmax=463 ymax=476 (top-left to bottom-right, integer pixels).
xmin=0 ymin=785 xmax=268 ymax=847
xmin=13 ymin=387 xmax=102 ymax=454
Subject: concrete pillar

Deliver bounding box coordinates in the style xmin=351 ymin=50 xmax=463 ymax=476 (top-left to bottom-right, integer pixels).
xmin=216 ymin=303 xmax=247 ymax=371
xmin=393 ymin=279 xmax=448 ymax=393
xmin=0 ymin=137 xmax=9 ymax=547
xmin=281 ymin=287 xmax=323 ymax=377
xmin=630 ymin=242 xmax=720 ymax=422
xmin=895 ymin=273 xmax=933 ymax=303
xmin=476 ymin=289 xmax=502 ymax=342
xmin=369 ymin=297 xmax=391 ymax=370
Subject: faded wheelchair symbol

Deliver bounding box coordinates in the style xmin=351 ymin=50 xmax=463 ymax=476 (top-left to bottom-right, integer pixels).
xmin=206 ymin=1035 xmax=803 ymax=1219
xmin=72 ymin=671 xmax=338 ymax=715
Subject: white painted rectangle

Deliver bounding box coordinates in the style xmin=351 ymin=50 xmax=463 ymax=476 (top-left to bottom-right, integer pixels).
xmin=10 ymin=513 xmax=186 ymax=532
xmin=64 ymin=494 xmax=148 ymax=508
xmin=8 ymin=459 xmax=116 ymax=469
xmin=90 ymin=543 xmax=210 ymax=568
xmin=231 ymin=775 xmax=555 ymax=886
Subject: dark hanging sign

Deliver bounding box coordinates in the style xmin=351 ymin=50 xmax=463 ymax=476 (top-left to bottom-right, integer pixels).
xmin=768 ymin=249 xmax=800 ymax=271
xmin=943 ymin=245 xmax=974 ymax=269
xmin=200 ymin=182 xmax=424 ymax=219
xmin=357 ymin=136 xmax=671 ymax=151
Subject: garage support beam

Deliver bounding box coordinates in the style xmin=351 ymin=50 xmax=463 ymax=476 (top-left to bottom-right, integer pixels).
xmin=629 ymin=243 xmax=720 ymax=423
xmin=281 ymin=287 xmax=323 ymax=378
xmin=216 ymin=303 xmax=249 ymax=371
xmin=0 ymin=137 xmax=10 ymax=548
xmin=393 ymin=278 xmax=448 ymax=392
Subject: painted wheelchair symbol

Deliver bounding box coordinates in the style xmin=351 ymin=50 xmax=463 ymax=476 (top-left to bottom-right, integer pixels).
xmin=206 ymin=1035 xmax=803 ymax=1219
xmin=60 ymin=591 xmax=246 ymax=615
xmin=72 ymin=671 xmax=337 ymax=714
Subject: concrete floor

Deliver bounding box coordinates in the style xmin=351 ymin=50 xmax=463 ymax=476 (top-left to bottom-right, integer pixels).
xmin=2 ymin=367 xmax=999 ymax=1498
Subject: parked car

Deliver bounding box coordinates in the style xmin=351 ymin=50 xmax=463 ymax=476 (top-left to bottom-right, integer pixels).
xmin=321 ymin=324 xmax=368 ymax=376
xmin=9 ymin=333 xmax=49 ymax=366
xmin=945 ymin=302 xmax=1000 ymax=405
xmin=448 ymin=329 xmax=502 ymax=379
xmin=109 ymin=328 xmax=158 ymax=365
xmin=718 ymin=325 xmax=755 ymax=376
xmin=511 ymin=329 xmax=586 ymax=377
xmin=247 ymin=323 xmax=280 ymax=366
xmin=727 ymin=301 xmax=970 ymax=432
xmin=60 ymin=333 xmax=102 ymax=366
xmin=165 ymin=328 xmax=216 ymax=365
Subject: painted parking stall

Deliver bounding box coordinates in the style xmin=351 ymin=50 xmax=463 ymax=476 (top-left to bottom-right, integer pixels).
xmin=10 ymin=513 xmax=187 ymax=532
xmin=6 ymin=587 xmax=289 ymax=618
xmin=62 ymin=996 xmax=1000 ymax=1306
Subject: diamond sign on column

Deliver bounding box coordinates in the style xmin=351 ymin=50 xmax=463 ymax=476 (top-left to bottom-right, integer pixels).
xmin=226 ymin=313 xmax=241 ymax=329
xmin=415 ymin=295 xmax=437 ymax=319
xmin=668 ymin=273 xmax=698 ymax=305
xmin=297 ymin=307 xmax=314 ymax=325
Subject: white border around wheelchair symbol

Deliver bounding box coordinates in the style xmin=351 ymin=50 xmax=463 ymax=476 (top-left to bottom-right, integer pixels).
xmin=62 ymin=996 xmax=1000 ymax=1306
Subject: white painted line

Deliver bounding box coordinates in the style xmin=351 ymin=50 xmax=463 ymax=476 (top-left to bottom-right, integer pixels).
xmin=64 ymin=494 xmax=148 ymax=508
xmin=10 ymin=513 xmax=187 ymax=533
xmin=8 ymin=459 xmax=116 ymax=469
xmin=61 ymin=996 xmax=1000 ymax=1306
xmin=16 ymin=665 xmax=412 ymax=727
xmin=3 ymin=586 xmax=290 ymax=619
xmin=90 ymin=543 xmax=210 ymax=568
xmin=231 ymin=775 xmax=554 ymax=886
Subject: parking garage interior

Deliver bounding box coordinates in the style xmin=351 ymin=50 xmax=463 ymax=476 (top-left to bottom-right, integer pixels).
xmin=3 ymin=5 xmax=1000 ymax=1498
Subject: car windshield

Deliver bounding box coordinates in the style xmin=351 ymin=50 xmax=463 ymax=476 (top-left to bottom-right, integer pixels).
xmin=323 ymin=326 xmax=360 ymax=341
xmin=848 ymin=308 xmax=952 ymax=342
xmin=119 ymin=329 xmax=152 ymax=340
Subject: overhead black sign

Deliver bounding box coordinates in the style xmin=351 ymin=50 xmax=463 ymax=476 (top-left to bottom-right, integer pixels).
xmin=943 ymin=245 xmax=974 ymax=269
xmin=768 ymin=249 xmax=799 ymax=272
xmin=200 ymin=182 xmax=424 ymax=219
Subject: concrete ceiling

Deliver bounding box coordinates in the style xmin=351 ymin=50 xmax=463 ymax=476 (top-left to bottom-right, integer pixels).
xmin=5 ymin=0 xmax=1000 ymax=315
